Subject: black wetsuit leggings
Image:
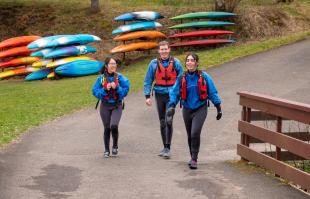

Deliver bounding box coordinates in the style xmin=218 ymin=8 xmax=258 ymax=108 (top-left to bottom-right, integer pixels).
xmin=182 ymin=103 xmax=208 ymax=161
xmin=155 ymin=93 xmax=173 ymax=148
xmin=99 ymin=102 xmax=122 ymax=152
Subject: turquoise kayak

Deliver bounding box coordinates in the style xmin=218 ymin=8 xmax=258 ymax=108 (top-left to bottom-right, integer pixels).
xmin=55 ymin=60 xmax=103 ymax=77
xmin=25 ymin=68 xmax=53 ymax=81
xmin=169 ymin=21 xmax=234 ymax=29
xmin=170 ymin=12 xmax=236 ymax=20
xmin=45 ymin=34 xmax=101 ymax=48
xmin=112 ymin=21 xmax=162 ymax=35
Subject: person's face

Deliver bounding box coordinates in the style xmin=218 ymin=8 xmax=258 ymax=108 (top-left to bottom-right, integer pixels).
xmin=107 ymin=58 xmax=117 ymax=73
xmin=158 ymin=45 xmax=170 ymax=60
xmin=186 ymin=55 xmax=198 ymax=72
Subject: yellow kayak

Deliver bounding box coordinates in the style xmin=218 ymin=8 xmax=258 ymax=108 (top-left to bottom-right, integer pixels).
xmin=32 ymin=59 xmax=53 ymax=68
xmin=47 ymin=71 xmax=55 ymax=78
xmin=46 ymin=56 xmax=95 ymax=68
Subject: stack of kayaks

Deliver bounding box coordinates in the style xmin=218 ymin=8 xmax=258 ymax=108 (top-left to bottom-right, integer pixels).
xmin=169 ymin=12 xmax=236 ymax=48
xmin=0 ymin=36 xmax=42 ymax=79
xmin=111 ymin=11 xmax=166 ymax=54
xmin=26 ymin=34 xmax=103 ymax=81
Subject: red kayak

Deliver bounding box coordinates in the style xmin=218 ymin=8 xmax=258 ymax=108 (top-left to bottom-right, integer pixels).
xmin=0 ymin=46 xmax=32 ymax=59
xmin=170 ymin=39 xmax=235 ymax=47
xmin=169 ymin=30 xmax=234 ymax=39
xmin=0 ymin=36 xmax=41 ymax=49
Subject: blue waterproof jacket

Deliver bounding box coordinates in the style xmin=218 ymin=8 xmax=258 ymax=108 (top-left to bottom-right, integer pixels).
xmin=144 ymin=57 xmax=183 ymax=98
xmin=92 ymin=72 xmax=130 ymax=104
xmin=168 ymin=70 xmax=221 ymax=110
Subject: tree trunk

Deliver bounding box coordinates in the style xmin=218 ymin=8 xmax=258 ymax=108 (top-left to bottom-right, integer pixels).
xmin=214 ymin=0 xmax=241 ymax=12
xmin=91 ymin=0 xmax=100 ymax=13
xmin=215 ymin=0 xmax=226 ymax=11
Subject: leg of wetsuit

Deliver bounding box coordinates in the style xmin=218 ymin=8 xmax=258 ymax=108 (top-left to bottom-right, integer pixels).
xmin=182 ymin=107 xmax=193 ymax=157
xmin=155 ymin=93 xmax=168 ymax=147
xmin=110 ymin=105 xmax=122 ymax=148
xmin=190 ymin=104 xmax=208 ymax=161
xmin=100 ymin=103 xmax=112 ymax=152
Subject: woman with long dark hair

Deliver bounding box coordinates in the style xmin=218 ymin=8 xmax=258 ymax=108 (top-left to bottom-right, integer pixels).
xmin=92 ymin=56 xmax=130 ymax=158
xmin=166 ymin=52 xmax=222 ymax=169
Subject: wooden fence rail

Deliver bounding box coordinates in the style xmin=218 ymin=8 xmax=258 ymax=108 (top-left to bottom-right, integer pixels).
xmin=237 ymin=91 xmax=310 ymax=191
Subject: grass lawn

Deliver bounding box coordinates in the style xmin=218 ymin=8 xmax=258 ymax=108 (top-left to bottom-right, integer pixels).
xmin=1 ymin=30 xmax=310 ymax=145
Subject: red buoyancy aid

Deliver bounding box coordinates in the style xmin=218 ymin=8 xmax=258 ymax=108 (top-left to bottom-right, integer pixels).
xmin=155 ymin=57 xmax=177 ymax=86
xmin=101 ymin=72 xmax=119 ymax=101
xmin=180 ymin=70 xmax=208 ymax=101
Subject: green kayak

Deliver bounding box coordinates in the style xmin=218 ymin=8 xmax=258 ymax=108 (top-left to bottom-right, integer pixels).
xmin=170 ymin=12 xmax=236 ymax=20
xmin=169 ymin=21 xmax=235 ymax=29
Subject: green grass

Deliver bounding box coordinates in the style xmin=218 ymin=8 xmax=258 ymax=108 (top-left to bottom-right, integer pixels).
xmin=1 ymin=30 xmax=309 ymax=145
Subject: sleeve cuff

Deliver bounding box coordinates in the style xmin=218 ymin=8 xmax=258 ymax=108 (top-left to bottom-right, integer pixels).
xmin=145 ymin=95 xmax=151 ymax=99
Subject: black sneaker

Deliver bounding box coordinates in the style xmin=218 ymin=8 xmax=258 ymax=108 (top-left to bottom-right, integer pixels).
xmin=112 ymin=147 xmax=118 ymax=156
xmin=104 ymin=151 xmax=110 ymax=158
xmin=189 ymin=160 xmax=198 ymax=170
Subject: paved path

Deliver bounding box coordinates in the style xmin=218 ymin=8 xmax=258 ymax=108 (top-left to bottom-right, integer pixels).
xmin=1 ymin=39 xmax=310 ymax=199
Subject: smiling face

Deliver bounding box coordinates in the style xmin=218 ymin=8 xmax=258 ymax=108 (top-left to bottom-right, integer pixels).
xmin=107 ymin=58 xmax=117 ymax=73
xmin=186 ymin=55 xmax=198 ymax=72
xmin=158 ymin=44 xmax=170 ymax=60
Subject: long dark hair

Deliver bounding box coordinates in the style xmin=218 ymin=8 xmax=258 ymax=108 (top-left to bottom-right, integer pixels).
xmin=100 ymin=56 xmax=121 ymax=74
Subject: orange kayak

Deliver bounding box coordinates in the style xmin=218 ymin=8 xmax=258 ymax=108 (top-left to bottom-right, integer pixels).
xmin=110 ymin=42 xmax=158 ymax=53
xmin=0 ymin=46 xmax=32 ymax=59
xmin=0 ymin=36 xmax=41 ymax=49
xmin=0 ymin=67 xmax=39 ymax=79
xmin=113 ymin=30 xmax=167 ymax=41
xmin=0 ymin=57 xmax=40 ymax=69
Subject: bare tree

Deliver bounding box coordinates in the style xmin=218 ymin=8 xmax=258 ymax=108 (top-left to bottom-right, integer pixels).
xmin=91 ymin=0 xmax=100 ymax=13
xmin=214 ymin=0 xmax=241 ymax=12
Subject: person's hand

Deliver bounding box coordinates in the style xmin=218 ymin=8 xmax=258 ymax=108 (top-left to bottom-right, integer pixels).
xmin=146 ymin=98 xmax=152 ymax=106
xmin=110 ymin=82 xmax=117 ymax=89
xmin=216 ymin=104 xmax=222 ymax=120
xmin=166 ymin=107 xmax=175 ymax=125
xmin=106 ymin=83 xmax=112 ymax=90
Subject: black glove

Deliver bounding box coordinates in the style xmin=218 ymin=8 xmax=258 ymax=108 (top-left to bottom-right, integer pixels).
xmin=166 ymin=107 xmax=175 ymax=125
xmin=215 ymin=104 xmax=222 ymax=120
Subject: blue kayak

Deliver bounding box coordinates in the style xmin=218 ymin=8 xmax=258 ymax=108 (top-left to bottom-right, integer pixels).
xmin=115 ymin=11 xmax=163 ymax=21
xmin=45 ymin=34 xmax=101 ymax=48
xmin=55 ymin=60 xmax=103 ymax=77
xmin=44 ymin=45 xmax=97 ymax=59
xmin=25 ymin=68 xmax=53 ymax=81
xmin=27 ymin=35 xmax=65 ymax=49
xmin=31 ymin=48 xmax=54 ymax=57
xmin=112 ymin=21 xmax=162 ymax=35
